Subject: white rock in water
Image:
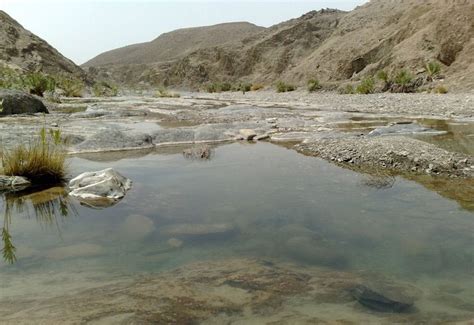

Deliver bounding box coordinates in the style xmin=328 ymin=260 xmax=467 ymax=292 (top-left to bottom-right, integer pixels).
xmin=0 ymin=175 xmax=31 ymax=191
xmin=239 ymin=129 xmax=257 ymax=140
xmin=68 ymin=168 xmax=132 ymax=202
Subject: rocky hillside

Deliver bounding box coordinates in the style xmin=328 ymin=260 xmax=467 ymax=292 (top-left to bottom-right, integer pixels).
xmin=0 ymin=10 xmax=85 ymax=78
xmin=85 ymin=0 xmax=474 ymax=91
xmin=290 ymin=0 xmax=474 ymax=90
xmin=83 ymin=22 xmax=265 ymax=67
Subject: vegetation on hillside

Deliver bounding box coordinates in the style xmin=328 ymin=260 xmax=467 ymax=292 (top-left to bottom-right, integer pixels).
xmin=307 ymin=79 xmax=322 ymax=92
xmin=276 ymin=81 xmax=296 ymax=93
xmin=155 ymin=87 xmax=180 ymax=98
xmin=92 ymin=81 xmax=118 ymax=97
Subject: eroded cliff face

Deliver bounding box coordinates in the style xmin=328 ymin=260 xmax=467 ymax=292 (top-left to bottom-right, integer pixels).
xmin=84 ymin=1 xmax=474 ymax=91
xmin=0 ymin=10 xmax=85 ymax=78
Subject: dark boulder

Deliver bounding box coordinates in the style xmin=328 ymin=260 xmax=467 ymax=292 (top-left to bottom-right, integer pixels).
xmin=350 ymin=284 xmax=416 ymax=313
xmin=0 ymin=89 xmax=48 ymax=116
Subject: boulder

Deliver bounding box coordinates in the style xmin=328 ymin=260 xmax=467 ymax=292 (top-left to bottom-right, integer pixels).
xmin=239 ymin=129 xmax=257 ymax=141
xmin=0 ymin=89 xmax=48 ymax=116
xmin=68 ymin=168 xmax=132 ymax=208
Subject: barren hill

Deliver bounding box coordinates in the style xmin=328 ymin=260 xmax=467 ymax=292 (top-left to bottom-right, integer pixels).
xmin=85 ymin=0 xmax=474 ymax=91
xmin=83 ymin=22 xmax=265 ymax=67
xmin=0 ymin=10 xmax=85 ymax=77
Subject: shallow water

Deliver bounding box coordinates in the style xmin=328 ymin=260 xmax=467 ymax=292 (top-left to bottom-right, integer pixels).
xmin=1 ymin=143 xmax=473 ymax=320
xmin=333 ymin=115 xmax=474 ymax=155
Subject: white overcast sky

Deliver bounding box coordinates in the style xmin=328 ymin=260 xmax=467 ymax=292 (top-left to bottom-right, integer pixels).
xmin=1 ymin=1 xmax=368 ymax=65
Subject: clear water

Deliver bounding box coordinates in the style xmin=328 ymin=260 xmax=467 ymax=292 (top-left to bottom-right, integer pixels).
xmin=1 ymin=143 xmax=473 ymax=320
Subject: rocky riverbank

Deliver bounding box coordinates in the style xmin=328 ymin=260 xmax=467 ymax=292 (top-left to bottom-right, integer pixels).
xmin=0 ymin=91 xmax=472 ymax=180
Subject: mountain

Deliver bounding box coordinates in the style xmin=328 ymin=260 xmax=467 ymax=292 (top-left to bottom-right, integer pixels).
xmin=290 ymin=0 xmax=474 ymax=90
xmin=84 ymin=0 xmax=474 ymax=91
xmin=0 ymin=10 xmax=85 ymax=78
xmin=83 ymin=22 xmax=265 ymax=67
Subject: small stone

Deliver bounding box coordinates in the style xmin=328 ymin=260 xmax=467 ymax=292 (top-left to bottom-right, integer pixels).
xmin=239 ymin=129 xmax=257 ymax=141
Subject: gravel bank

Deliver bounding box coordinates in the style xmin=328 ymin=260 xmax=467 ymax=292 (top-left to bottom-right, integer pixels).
xmin=297 ymin=136 xmax=474 ymax=178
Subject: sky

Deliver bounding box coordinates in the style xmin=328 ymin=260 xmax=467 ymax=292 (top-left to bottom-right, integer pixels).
xmin=1 ymin=0 xmax=367 ymax=65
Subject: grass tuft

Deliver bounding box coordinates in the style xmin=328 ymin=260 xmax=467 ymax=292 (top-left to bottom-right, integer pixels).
xmin=2 ymin=127 xmax=67 ymax=184
xmin=355 ymin=77 xmax=375 ymax=94
xmin=426 ymin=61 xmax=441 ymax=78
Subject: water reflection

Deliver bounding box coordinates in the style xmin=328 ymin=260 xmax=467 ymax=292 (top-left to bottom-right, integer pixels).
xmin=0 ymin=185 xmax=76 ymax=264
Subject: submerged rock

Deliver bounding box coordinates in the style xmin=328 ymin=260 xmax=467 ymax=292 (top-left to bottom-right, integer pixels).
xmin=68 ymin=168 xmax=132 ymax=208
xmin=183 ymin=145 xmax=212 ymax=160
xmin=118 ymin=215 xmax=155 ymax=240
xmin=284 ymin=236 xmax=348 ymax=269
xmin=350 ymin=283 xmax=418 ymax=313
xmin=0 ymin=90 xmax=48 ymax=116
xmin=0 ymin=175 xmax=31 ymax=191
xmin=162 ymin=223 xmax=237 ymax=240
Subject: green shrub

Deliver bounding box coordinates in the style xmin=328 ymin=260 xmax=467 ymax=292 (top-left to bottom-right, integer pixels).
xmin=307 ymin=79 xmax=322 ymax=92
xmin=237 ymin=82 xmax=252 ymax=92
xmin=23 ymin=73 xmax=56 ymax=97
xmin=92 ymin=81 xmax=118 ymax=97
xmin=376 ymin=70 xmax=389 ymax=83
xmin=355 ymin=77 xmax=375 ymax=94
xmin=2 ymin=127 xmax=67 ymax=184
xmin=339 ymin=84 xmax=355 ymax=94
xmin=0 ymin=65 xmax=23 ymax=90
xmin=426 ymin=61 xmax=441 ymax=78
xmin=434 ymin=86 xmax=448 ymax=94
xmin=155 ymin=87 xmax=180 ymax=98
xmin=57 ymin=77 xmax=84 ymax=97
xmin=250 ymin=84 xmax=264 ymax=91
xmin=276 ymin=81 xmax=296 ymax=93
xmin=394 ymin=70 xmax=413 ymax=87
xmin=220 ymin=82 xmax=232 ymax=92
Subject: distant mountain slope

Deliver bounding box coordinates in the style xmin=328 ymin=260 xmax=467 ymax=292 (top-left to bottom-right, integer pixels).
xmin=84 ymin=0 xmax=474 ymax=91
xmin=0 ymin=10 xmax=85 ymax=77
xmin=289 ymin=0 xmax=474 ymax=90
xmin=83 ymin=22 xmax=265 ymax=67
